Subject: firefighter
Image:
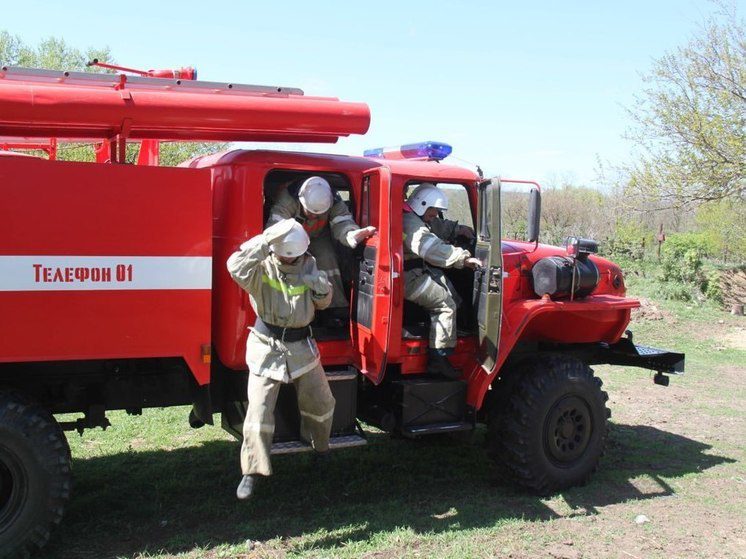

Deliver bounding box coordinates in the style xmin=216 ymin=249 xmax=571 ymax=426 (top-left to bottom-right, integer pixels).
xmin=267 ymin=176 xmax=375 ymax=317
xmin=403 ymin=183 xmax=481 ymax=378
xmin=227 ymin=218 xmax=336 ymax=500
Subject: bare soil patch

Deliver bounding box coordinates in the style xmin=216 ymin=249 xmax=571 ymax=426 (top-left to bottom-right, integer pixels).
xmin=720 ymin=268 xmax=746 ymax=309
xmin=722 ymin=326 xmax=746 ymax=350
xmin=631 ymin=298 xmax=676 ymax=322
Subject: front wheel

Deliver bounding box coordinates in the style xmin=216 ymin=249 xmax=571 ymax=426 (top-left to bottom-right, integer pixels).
xmin=0 ymin=392 xmax=72 ymax=558
xmin=489 ymin=355 xmax=610 ymax=494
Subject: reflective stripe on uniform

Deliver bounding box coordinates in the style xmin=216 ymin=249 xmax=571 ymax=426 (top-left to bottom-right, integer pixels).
xmin=419 ymin=235 xmax=440 ymax=258
xmin=330 ymin=214 xmax=354 ymax=226
xmin=262 ymin=274 xmax=309 ymax=296
xmin=268 ymin=213 xmax=286 ymax=224
xmin=290 ymin=357 xmax=321 ymax=379
xmin=409 ymin=273 xmax=434 ymax=300
xmin=299 ymin=408 xmax=335 ymax=422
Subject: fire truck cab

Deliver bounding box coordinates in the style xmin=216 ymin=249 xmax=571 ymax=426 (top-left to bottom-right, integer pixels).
xmin=185 ymin=147 xmax=505 ymax=444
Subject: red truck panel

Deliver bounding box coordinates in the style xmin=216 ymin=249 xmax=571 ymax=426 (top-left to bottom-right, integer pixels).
xmin=0 ymin=157 xmax=213 ymax=384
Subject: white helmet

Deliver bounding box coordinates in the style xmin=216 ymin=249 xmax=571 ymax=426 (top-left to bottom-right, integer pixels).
xmin=267 ymin=219 xmax=310 ymax=258
xmin=298 ymin=176 xmax=333 ymax=215
xmin=407 ymin=183 xmax=448 ymax=216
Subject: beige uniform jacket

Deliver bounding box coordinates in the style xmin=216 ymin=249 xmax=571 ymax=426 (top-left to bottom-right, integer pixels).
xmin=227 ymin=235 xmax=332 ymax=383
xmin=267 ymin=189 xmax=359 ymax=245
xmin=403 ymin=211 xmax=471 ymax=268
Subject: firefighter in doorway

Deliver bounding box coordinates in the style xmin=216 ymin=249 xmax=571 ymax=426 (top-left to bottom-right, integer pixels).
xmin=227 ymin=218 xmax=336 ymax=500
xmin=267 ymin=176 xmax=375 ymax=320
xmin=403 ymin=183 xmax=481 ymax=378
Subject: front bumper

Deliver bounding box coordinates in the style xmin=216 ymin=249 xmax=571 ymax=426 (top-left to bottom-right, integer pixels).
xmin=591 ymin=333 xmax=685 ymax=386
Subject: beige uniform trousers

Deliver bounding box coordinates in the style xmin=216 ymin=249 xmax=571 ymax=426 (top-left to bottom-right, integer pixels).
xmin=402 ymin=211 xmax=469 ymax=351
xmin=241 ymin=364 xmax=336 ymax=476
xmin=404 ymin=267 xmax=459 ymax=350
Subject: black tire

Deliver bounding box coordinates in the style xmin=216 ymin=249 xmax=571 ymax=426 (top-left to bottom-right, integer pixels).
xmin=0 ymin=392 xmax=72 ymax=559
xmin=488 ymin=355 xmax=609 ymax=494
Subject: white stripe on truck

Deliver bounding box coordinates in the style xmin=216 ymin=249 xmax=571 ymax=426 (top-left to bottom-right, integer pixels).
xmin=0 ymin=256 xmax=212 ymax=291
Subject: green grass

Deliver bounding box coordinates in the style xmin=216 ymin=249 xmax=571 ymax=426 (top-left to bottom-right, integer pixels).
xmin=37 ymin=290 xmax=746 ymax=559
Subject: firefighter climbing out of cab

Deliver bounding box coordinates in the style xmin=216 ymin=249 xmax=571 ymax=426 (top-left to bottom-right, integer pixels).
xmin=227 ymin=218 xmax=336 ymax=500
xmin=403 ymin=183 xmax=482 ymax=379
xmin=267 ymin=176 xmax=376 ymax=319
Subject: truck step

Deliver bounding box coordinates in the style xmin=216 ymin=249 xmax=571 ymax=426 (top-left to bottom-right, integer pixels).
xmin=271 ymin=433 xmax=367 ymax=455
xmin=599 ymin=336 xmax=685 ymax=375
xmin=401 ymin=421 xmax=474 ymax=437
xmin=634 ymin=344 xmax=684 ymax=369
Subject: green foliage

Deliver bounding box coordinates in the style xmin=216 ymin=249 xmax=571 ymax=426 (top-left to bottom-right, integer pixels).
xmin=654 ymin=232 xmax=721 ymax=302
xmin=696 ymin=199 xmax=746 ymax=262
xmin=703 ymin=267 xmax=724 ymax=304
xmin=53 ymin=141 xmax=229 ymax=167
xmin=159 ymin=142 xmax=230 ymax=167
xmin=622 ymin=7 xmax=746 ymax=206
xmin=605 ymin=220 xmax=650 ymax=261
xmin=662 ymin=232 xmax=714 ymax=261
xmin=1 ymin=30 xmax=113 ymax=71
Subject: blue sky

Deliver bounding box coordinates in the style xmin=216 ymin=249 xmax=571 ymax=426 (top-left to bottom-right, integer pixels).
xmin=3 ymin=1 xmax=724 ymax=186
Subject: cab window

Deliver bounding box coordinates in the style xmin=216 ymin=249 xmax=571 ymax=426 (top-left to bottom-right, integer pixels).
xmin=404 ymin=182 xmax=474 ymax=230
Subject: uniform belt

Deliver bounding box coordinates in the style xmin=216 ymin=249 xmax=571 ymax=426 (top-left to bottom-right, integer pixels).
xmin=403 ymin=258 xmax=424 ymax=271
xmin=254 ymin=318 xmax=311 ymax=342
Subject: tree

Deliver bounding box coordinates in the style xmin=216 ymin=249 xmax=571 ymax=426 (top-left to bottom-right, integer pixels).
xmin=0 ymin=31 xmax=228 ymax=165
xmin=623 ymin=5 xmax=745 ymax=207
xmin=1 ymin=31 xmax=112 ymax=72
xmin=696 ymin=199 xmax=746 ymax=261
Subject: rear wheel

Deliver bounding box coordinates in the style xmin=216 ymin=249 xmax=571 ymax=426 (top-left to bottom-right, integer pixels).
xmin=488 ymin=355 xmax=609 ymax=494
xmin=0 ymin=392 xmax=71 ymax=558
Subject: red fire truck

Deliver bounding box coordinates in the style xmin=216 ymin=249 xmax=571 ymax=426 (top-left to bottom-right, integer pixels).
xmin=0 ymin=66 xmax=684 ymax=557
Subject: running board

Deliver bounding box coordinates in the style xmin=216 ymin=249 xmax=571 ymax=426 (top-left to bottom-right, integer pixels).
xmin=271 ymin=434 xmax=367 ymax=455
xmin=401 ymin=421 xmax=474 ymax=438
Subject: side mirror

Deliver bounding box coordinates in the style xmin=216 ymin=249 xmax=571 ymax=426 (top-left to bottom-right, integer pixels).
xmin=527 ymin=188 xmax=541 ymax=243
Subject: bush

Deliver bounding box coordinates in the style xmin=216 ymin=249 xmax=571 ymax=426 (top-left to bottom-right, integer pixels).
xmin=651 ymin=232 xmax=727 ymax=303
xmin=661 ymin=232 xmax=716 ymax=260
xmin=703 ymin=267 xmax=723 ymax=304
xmin=605 ymin=221 xmax=651 ymax=261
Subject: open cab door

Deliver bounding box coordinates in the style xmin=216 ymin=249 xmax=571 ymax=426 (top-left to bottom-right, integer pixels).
xmin=473 ymin=177 xmax=503 ymax=372
xmin=352 ymin=168 xmax=394 ymax=384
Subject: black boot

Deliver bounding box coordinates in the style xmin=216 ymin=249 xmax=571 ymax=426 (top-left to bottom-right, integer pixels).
xmin=313 ymin=450 xmax=332 ymax=466
xmin=427 ymin=349 xmax=460 ymax=379
xmin=236 ymin=474 xmax=258 ymax=500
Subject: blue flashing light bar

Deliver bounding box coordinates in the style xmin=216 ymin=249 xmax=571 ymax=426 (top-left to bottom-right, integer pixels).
xmin=364 ymin=141 xmax=452 ymax=161
xmin=363 ymin=147 xmax=385 ymax=158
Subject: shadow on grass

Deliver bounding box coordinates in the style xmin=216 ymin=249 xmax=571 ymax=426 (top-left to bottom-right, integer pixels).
xmin=40 ymin=423 xmax=734 ymax=558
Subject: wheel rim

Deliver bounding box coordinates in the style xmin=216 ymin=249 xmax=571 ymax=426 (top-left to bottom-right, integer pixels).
xmin=544 ymin=395 xmax=592 ymax=466
xmin=0 ymin=445 xmax=29 ymax=532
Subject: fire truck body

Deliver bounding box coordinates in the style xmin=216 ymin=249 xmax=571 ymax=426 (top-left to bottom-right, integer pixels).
xmin=0 ymin=66 xmax=685 ymax=558
xmin=0 ymin=147 xmax=641 ymax=420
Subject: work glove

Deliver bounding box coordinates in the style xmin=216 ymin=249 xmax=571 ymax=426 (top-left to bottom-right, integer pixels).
xmin=302 ymin=267 xmax=331 ymax=294
xmin=345 ymin=226 xmax=377 ymax=248
xmin=464 ymin=257 xmax=482 ymax=270
xmin=263 ymin=218 xmax=296 ymax=244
